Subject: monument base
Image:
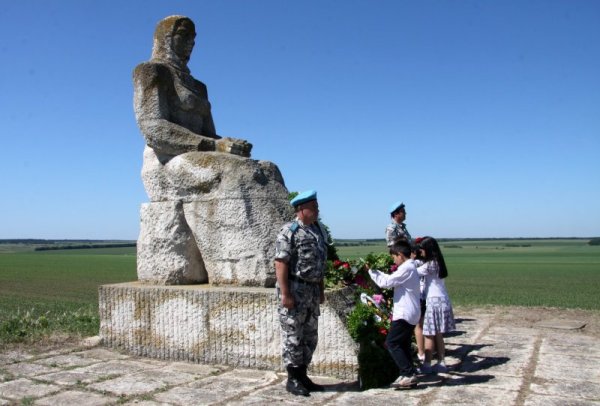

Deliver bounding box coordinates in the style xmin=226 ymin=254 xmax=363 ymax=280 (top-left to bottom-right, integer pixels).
xmin=99 ymin=283 xmax=358 ymax=379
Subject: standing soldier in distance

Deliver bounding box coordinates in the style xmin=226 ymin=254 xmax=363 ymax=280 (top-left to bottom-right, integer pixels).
xmin=386 ymin=201 xmax=413 ymax=247
xmin=274 ymin=190 xmax=327 ymax=396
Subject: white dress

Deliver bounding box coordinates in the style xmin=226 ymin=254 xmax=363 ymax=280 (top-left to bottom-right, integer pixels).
xmin=417 ymin=260 xmax=455 ymax=335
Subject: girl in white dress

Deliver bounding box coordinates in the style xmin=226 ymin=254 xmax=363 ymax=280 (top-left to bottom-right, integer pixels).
xmin=416 ymin=236 xmax=455 ymax=373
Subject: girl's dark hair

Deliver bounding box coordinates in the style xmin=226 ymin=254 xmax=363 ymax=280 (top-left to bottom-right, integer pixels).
xmin=418 ymin=236 xmax=448 ymax=278
xmin=389 ymin=240 xmax=412 ymax=258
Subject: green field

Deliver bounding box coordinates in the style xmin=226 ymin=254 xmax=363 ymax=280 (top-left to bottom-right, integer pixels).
xmin=0 ymin=239 xmax=599 ymax=344
xmin=0 ymin=247 xmax=136 ymax=307
xmin=337 ymin=239 xmax=600 ymax=310
xmin=0 ymin=247 xmax=136 ymax=344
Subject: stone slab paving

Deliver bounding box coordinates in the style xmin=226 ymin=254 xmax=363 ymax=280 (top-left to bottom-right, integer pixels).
xmin=35 ymin=390 xmax=119 ymax=406
xmin=1 ymin=307 xmax=599 ymax=405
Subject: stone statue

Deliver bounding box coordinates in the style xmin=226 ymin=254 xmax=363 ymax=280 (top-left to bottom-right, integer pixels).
xmin=133 ymin=15 xmax=293 ymax=287
xmin=134 ymin=15 xmax=251 ymax=162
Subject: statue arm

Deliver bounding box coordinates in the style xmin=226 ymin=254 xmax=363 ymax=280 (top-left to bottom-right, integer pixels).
xmin=133 ymin=63 xmax=216 ymax=156
xmin=196 ymin=79 xmax=217 ymax=137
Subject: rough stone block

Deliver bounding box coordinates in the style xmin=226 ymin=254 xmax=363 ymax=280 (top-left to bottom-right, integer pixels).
xmin=99 ymin=283 xmax=358 ymax=379
xmin=137 ymin=201 xmax=207 ymax=284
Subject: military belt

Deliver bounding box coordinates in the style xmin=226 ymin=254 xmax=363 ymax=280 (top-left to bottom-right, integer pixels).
xmin=288 ymin=273 xmax=320 ymax=286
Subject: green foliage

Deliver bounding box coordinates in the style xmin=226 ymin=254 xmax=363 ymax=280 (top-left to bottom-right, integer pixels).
xmin=324 ymin=252 xmax=393 ymax=290
xmin=0 ymin=307 xmax=99 ymax=344
xmin=19 ymin=397 xmax=35 ymax=406
xmin=362 ymin=252 xmax=394 ymax=271
xmin=320 ymin=222 xmax=339 ymax=261
xmin=357 ymin=340 xmax=398 ymax=389
xmin=347 ymin=302 xmax=398 ymax=389
xmin=589 ymin=238 xmax=600 ymax=246
xmin=346 ymin=303 xmax=379 ymax=342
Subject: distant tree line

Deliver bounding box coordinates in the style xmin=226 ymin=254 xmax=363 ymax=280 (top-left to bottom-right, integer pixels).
xmin=335 ymin=240 xmax=386 ymax=247
xmin=589 ymin=238 xmax=600 ymax=246
xmin=0 ymin=239 xmax=133 ymax=245
xmin=34 ymin=243 xmax=136 ymax=251
xmin=332 ymin=237 xmax=598 ymax=247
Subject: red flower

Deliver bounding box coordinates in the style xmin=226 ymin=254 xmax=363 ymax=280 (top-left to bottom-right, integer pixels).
xmin=389 ymin=264 xmax=398 ymax=273
xmin=354 ymin=274 xmax=368 ymax=288
xmin=342 ymin=262 xmax=350 ymax=269
xmin=333 ymin=260 xmax=342 ymax=267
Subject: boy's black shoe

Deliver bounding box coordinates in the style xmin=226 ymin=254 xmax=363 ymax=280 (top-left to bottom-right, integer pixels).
xmin=286 ymin=366 xmax=310 ymax=396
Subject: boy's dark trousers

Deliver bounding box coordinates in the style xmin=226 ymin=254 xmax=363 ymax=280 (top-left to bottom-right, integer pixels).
xmin=386 ymin=319 xmax=417 ymax=377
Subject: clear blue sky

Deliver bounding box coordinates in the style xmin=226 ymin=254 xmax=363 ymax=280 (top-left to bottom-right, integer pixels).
xmin=1 ymin=1 xmax=599 ymax=240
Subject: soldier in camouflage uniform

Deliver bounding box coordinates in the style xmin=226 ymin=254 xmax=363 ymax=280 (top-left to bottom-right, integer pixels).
xmin=274 ymin=190 xmax=327 ymax=396
xmin=386 ymin=201 xmax=413 ymax=247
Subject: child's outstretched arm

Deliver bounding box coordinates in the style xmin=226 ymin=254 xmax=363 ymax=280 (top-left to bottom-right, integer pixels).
xmin=367 ymin=266 xmax=412 ymax=289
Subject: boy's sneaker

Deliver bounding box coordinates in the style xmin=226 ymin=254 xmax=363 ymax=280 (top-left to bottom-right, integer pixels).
xmin=390 ymin=375 xmax=418 ymax=389
xmin=417 ymin=363 xmax=432 ymax=374
xmin=433 ymin=362 xmax=449 ymax=373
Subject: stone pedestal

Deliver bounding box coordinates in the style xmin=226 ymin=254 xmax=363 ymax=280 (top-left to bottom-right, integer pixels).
xmin=99 ymin=283 xmax=358 ymax=379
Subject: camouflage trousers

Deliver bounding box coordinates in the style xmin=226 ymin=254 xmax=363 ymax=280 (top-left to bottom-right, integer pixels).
xmin=277 ymin=280 xmax=321 ymax=368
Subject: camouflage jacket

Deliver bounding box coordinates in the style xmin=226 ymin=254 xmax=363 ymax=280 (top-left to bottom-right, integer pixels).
xmin=385 ymin=222 xmax=413 ymax=247
xmin=275 ymin=219 xmax=327 ymax=283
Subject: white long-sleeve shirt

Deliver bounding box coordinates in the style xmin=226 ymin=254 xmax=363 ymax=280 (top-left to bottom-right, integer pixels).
xmin=368 ymin=259 xmax=421 ymax=325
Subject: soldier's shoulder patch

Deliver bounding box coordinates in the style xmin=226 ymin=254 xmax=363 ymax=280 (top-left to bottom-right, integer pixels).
xmin=289 ymin=221 xmax=299 ymax=233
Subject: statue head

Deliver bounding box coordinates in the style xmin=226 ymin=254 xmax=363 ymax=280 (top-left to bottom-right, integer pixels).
xmin=151 ymin=15 xmax=196 ymax=72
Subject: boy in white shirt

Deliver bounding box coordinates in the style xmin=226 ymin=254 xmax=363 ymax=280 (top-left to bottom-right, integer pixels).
xmin=367 ymin=240 xmax=421 ymax=389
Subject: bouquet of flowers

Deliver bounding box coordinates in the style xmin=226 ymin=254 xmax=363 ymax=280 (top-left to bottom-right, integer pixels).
xmin=328 ymin=253 xmax=399 ymax=389
xmin=341 ymin=253 xmax=395 ymax=342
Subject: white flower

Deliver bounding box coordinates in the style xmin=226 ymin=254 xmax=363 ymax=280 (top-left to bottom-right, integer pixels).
xmin=360 ymin=292 xmax=384 ymax=311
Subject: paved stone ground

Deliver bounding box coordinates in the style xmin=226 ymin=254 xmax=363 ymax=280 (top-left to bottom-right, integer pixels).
xmin=1 ymin=306 xmax=599 ymax=405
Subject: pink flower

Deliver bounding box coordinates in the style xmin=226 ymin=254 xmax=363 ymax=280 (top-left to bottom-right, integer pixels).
xmin=373 ymin=294 xmax=383 ymax=305
xmin=342 ymin=262 xmax=350 ymax=269
xmin=389 ymin=264 xmax=398 ymax=273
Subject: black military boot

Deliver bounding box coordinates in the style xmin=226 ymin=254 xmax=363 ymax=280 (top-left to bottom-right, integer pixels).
xmin=299 ymin=364 xmax=325 ymax=392
xmin=286 ymin=365 xmax=310 ymax=396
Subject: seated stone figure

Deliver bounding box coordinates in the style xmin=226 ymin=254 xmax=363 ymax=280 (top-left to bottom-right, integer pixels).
xmin=133 ymin=15 xmax=292 ymax=287
xmin=134 ymin=15 xmax=251 ymax=164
